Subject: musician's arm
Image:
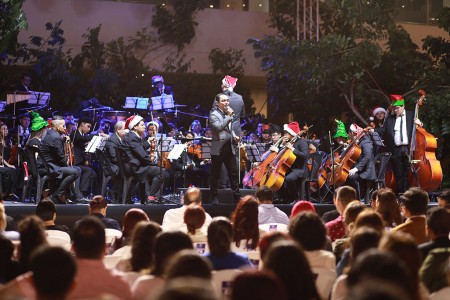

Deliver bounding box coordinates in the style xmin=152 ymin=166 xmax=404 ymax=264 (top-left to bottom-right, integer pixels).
xmin=54 ymin=138 xmax=68 ymax=167
xmin=354 ymin=141 xmax=373 ymax=172
xmin=129 ymin=136 xmax=151 ymax=164
xmin=209 ymin=113 xmax=232 ymax=132
xmin=292 ymin=140 xmax=308 ymax=159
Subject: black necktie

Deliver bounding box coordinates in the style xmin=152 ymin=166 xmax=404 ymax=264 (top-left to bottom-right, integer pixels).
xmin=400 ymin=115 xmax=404 ymax=144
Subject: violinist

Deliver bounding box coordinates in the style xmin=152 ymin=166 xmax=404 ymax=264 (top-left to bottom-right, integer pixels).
xmin=375 ymin=94 xmax=423 ymax=193
xmin=277 ymin=122 xmax=309 ymax=204
xmin=172 ymin=131 xmax=203 ymax=187
xmin=145 ymin=121 xmax=160 ymax=163
xmin=345 ymin=123 xmax=376 ymax=194
xmin=8 ymin=113 xmax=31 ymax=149
xmin=40 ymin=117 xmax=87 ymax=204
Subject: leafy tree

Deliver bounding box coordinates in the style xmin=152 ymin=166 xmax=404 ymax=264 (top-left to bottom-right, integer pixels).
xmin=208 ymin=47 xmax=246 ymax=77
xmin=0 ymin=0 xmax=27 ymax=56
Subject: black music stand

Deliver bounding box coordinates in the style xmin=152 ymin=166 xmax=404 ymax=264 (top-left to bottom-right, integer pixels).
xmin=243 ymin=144 xmax=262 ymax=187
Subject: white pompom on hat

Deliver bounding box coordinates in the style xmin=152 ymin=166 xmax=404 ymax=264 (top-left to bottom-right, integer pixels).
xmin=125 ymin=115 xmax=144 ymax=130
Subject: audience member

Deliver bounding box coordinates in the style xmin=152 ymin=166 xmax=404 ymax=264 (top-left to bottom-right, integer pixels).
xmin=231 ymin=270 xmax=288 ymax=300
xmin=437 ymin=189 xmax=450 ymax=210
xmin=17 ymin=216 xmax=48 ymax=275
xmin=421 ymin=249 xmax=450 ymax=296
xmin=204 ymin=217 xmax=253 ymax=270
xmin=30 ymin=245 xmax=77 ymax=300
xmin=162 ymin=187 xmax=212 ymax=231
xmin=258 ymin=231 xmax=290 ymax=261
xmin=155 ymin=277 xmax=218 ymax=300
xmin=346 ymin=279 xmax=409 ymax=300
xmin=374 ymin=188 xmax=402 ymax=228
xmin=290 ymin=200 xmax=316 ymax=219
xmin=256 ymin=186 xmax=289 ymax=225
xmin=75 ymin=195 xmax=120 ymax=230
xmin=326 ymin=186 xmax=357 ymax=241
xmin=0 ymin=235 xmax=20 ymax=284
xmin=231 ymin=195 xmax=260 ymax=251
xmin=35 ymin=198 xmax=71 ymax=235
xmin=0 ymin=197 xmax=17 ymax=231
xmin=419 ymin=206 xmax=450 ymax=259
xmin=429 ymin=258 xmax=450 ymax=299
xmin=0 ymin=202 xmax=19 ymax=240
xmin=353 ymin=209 xmax=385 ymax=233
xmin=113 ymin=208 xmax=149 ymax=251
xmin=165 ymin=249 xmax=213 ymax=281
xmin=392 ymin=187 xmax=429 ymax=244
xmin=132 ymin=231 xmax=193 ymax=300
xmin=184 ymin=204 xmax=207 ymax=243
xmin=70 ymin=216 xmax=131 ymax=299
xmin=263 ymin=240 xmax=319 ymax=300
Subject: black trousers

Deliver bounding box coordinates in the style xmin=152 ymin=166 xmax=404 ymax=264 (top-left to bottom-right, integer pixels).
xmin=75 ymin=165 xmax=97 ymax=195
xmin=0 ymin=166 xmax=18 ymax=195
xmin=53 ymin=166 xmax=83 ymax=200
xmin=145 ymin=166 xmax=169 ymax=197
xmin=391 ymin=145 xmax=410 ymax=194
xmin=210 ymin=141 xmax=240 ymax=202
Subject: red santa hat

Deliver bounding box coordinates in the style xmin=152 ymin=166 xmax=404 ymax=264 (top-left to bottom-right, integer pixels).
xmin=372 ymin=106 xmax=387 ymax=117
xmin=125 ymin=115 xmax=144 ymax=130
xmin=222 ymin=75 xmax=238 ymax=92
xmin=350 ymin=123 xmax=364 ymax=136
xmin=283 ymin=122 xmax=301 ymax=136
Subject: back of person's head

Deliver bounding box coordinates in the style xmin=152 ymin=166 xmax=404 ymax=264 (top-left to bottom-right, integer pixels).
xmin=336 ymin=186 xmax=357 ymax=208
xmin=165 ymin=250 xmax=212 ymax=280
xmin=18 ymin=215 xmax=47 ymax=268
xmin=353 ymin=209 xmax=385 ymax=233
xmin=122 ymin=208 xmax=149 ymax=237
xmin=256 ymin=186 xmax=274 ymax=203
xmin=290 ymin=200 xmax=316 ymax=219
xmin=156 ymin=277 xmax=217 ymax=300
xmin=399 ymin=187 xmax=429 ymax=215
xmin=208 ymin=217 xmax=233 ymax=256
xmin=152 ymin=231 xmax=193 ymax=276
xmin=375 ymin=188 xmax=402 ymax=227
xmin=438 ymin=189 xmax=450 ymax=205
xmin=343 ymin=200 xmax=367 ymax=226
xmin=347 ymin=250 xmax=415 ymax=300
xmin=184 ymin=204 xmax=206 ymax=235
xmin=130 ymin=221 xmax=162 ymax=272
xmin=231 ymin=270 xmax=288 ymax=300
xmin=288 ymin=212 xmax=327 ymax=251
xmin=263 ymin=240 xmax=319 ymax=300
xmin=73 ymin=216 xmax=105 ymax=259
xmin=259 ymin=231 xmax=290 ymax=260
xmin=231 ymin=195 xmax=259 ymax=249
xmin=35 ymin=198 xmax=56 ymax=222
xmin=346 ymin=278 xmax=410 ymax=300
xmin=349 ymin=227 xmax=382 ymax=263
xmin=88 ymin=195 xmax=107 ymax=212
xmin=426 ymin=206 xmax=450 ymax=237
xmin=0 ymin=202 xmax=6 ymax=230
xmin=0 ymin=235 xmax=15 ymax=279
xmin=30 ymin=245 xmax=76 ymax=299
xmin=183 ymin=187 xmax=202 ymax=205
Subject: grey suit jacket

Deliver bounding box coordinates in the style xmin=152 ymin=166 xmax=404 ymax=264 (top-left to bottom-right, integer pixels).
xmin=209 ymin=109 xmax=235 ymax=156
xmin=212 ymin=91 xmax=245 ymax=136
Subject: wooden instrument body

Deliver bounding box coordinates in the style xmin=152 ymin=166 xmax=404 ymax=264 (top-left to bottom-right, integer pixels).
xmin=242 ymin=150 xmax=277 ymax=187
xmin=264 ymin=148 xmax=297 ymax=192
xmin=327 ymin=143 xmax=361 ymax=187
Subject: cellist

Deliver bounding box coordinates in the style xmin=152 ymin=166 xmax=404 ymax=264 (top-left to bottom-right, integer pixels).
xmin=375 ymin=94 xmax=423 ymax=194
xmin=264 ymin=124 xmax=283 ymax=152
xmin=277 ymin=122 xmax=309 ymax=204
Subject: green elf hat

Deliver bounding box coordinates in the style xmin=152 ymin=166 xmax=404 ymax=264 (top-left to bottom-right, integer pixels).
xmin=30 ymin=111 xmax=49 ymax=132
xmin=333 ymin=120 xmax=348 ymax=139
xmin=390 ymin=94 xmax=405 ymax=107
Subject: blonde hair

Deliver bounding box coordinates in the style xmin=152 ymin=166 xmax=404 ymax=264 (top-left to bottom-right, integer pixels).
xmin=0 ymin=203 xmax=6 ymax=231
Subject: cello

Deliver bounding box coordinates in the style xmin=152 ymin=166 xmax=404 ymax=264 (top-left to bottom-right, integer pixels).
xmin=408 ymin=90 xmax=442 ymax=191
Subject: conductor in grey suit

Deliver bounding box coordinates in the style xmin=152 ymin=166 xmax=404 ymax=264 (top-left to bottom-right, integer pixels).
xmin=209 ymin=93 xmax=241 ymax=204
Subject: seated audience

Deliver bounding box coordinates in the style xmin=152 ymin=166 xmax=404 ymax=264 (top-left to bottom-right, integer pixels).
xmin=113 ymin=208 xmax=149 ymax=251
xmin=204 ymin=217 xmax=253 ymax=270
xmin=231 ymin=195 xmax=260 ymax=251
xmin=70 ymin=216 xmax=131 ymax=299
xmin=164 ymin=249 xmax=213 ymax=281
xmin=155 ymin=277 xmax=218 ymax=300
xmin=256 ymin=186 xmax=289 ymax=225
xmin=0 ymin=235 xmax=20 ymax=284
xmin=420 ymin=248 xmax=450 ymax=295
xmin=17 ymin=216 xmax=48 ymax=275
xmin=184 ymin=204 xmax=208 ymax=243
xmin=75 ymin=195 xmax=120 ymax=230
xmin=0 ymin=202 xmax=19 ymax=240
xmin=258 ymin=231 xmax=290 ymax=261
xmin=374 ymin=188 xmax=402 ymax=228
xmin=35 ymin=198 xmax=71 ymax=236
xmin=0 ymin=197 xmax=17 ymax=231
xmin=290 ymin=200 xmax=316 ymax=219
xmin=392 ymin=187 xmax=429 ymax=244
xmin=326 ymin=186 xmax=357 ymax=242
xmin=162 ymin=187 xmax=212 ymax=231
xmin=231 ymin=270 xmax=288 ymax=300
xmin=437 ymin=189 xmax=450 ymax=210
xmin=263 ymin=240 xmax=319 ymax=300
xmin=419 ymin=206 xmax=450 ymax=259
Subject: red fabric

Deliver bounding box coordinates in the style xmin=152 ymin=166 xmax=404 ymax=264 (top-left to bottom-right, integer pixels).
xmin=326 ymin=215 xmax=346 ymax=242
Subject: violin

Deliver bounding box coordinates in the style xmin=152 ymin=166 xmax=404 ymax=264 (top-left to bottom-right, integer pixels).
xmin=188 ymin=144 xmax=202 ymax=159
xmin=63 ymin=135 xmax=76 ymax=166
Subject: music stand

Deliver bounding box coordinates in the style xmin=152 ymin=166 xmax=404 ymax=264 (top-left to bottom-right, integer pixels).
xmin=151 ymin=94 xmax=174 ymax=110
xmin=255 ymin=143 xmax=266 ymax=155
xmin=245 ymin=144 xmax=262 ymax=163
xmin=0 ymin=101 xmax=6 ymax=113
xmin=27 ymin=91 xmax=51 ymax=108
xmin=124 ymin=97 xmax=149 ymax=110
xmin=85 ymin=136 xmax=108 ymax=153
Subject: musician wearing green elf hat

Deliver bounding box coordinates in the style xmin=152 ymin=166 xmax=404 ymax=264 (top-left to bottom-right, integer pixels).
xmin=27 ymin=111 xmax=50 ymax=149
xmin=333 ymin=120 xmax=349 ymax=146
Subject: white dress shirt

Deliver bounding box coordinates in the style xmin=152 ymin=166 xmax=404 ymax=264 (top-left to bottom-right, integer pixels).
xmin=394 ymin=114 xmax=408 ymax=146
xmin=258 ymin=204 xmax=289 ymax=225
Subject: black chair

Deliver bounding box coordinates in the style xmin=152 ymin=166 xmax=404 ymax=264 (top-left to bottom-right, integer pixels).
xmin=95 ymin=149 xmax=112 ymax=198
xmin=115 ymin=147 xmax=134 ymax=204
xmin=373 ymin=152 xmax=392 ymax=189
xmin=305 ymin=151 xmax=326 ymax=203
xmin=25 ymin=146 xmax=50 ymax=203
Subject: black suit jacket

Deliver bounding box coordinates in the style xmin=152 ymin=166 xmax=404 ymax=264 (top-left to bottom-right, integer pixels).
xmin=70 ymin=130 xmax=94 ymax=166
xmin=289 ymin=138 xmax=309 ymax=178
xmin=104 ymin=133 xmax=122 ymax=176
xmin=152 ymin=85 xmax=174 ymax=97
xmin=375 ymin=111 xmax=414 ymax=152
xmin=354 ymin=136 xmax=376 ymax=180
xmin=40 ymin=129 xmax=67 ymax=177
xmin=122 ymin=131 xmax=152 ymax=182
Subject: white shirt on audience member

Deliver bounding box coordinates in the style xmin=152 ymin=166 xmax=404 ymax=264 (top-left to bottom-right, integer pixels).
xmin=162 ymin=205 xmax=212 ymax=231
xmin=258 ymin=204 xmax=289 ymax=225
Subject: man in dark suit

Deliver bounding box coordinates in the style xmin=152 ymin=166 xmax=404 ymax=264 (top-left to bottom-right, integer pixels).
xmin=8 ymin=113 xmax=31 ymax=148
xmin=419 ymin=206 xmax=450 ymax=259
xmin=40 ymin=117 xmax=85 ymax=203
xmin=277 ymin=122 xmax=309 ymax=203
xmin=209 ymin=93 xmax=240 ymax=204
xmin=122 ymin=115 xmax=169 ymax=203
xmin=375 ymin=94 xmax=423 ymax=193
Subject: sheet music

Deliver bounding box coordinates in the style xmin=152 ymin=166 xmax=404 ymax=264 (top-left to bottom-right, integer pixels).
xmin=124 ymin=97 xmax=149 ymax=110
xmin=151 ymin=94 xmax=174 ymax=110
xmin=85 ymin=136 xmax=108 ymax=153
xmin=27 ymin=91 xmax=51 ymax=106
xmin=168 ymin=144 xmax=187 ymax=160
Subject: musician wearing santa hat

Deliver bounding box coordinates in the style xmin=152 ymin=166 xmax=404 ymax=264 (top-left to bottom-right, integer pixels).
xmin=375 ymin=94 xmax=423 ymax=193
xmin=278 ymin=122 xmax=309 ymax=204
xmin=370 ymin=106 xmax=387 ymax=128
xmin=122 ymin=115 xmax=169 ymax=203
xmin=151 ymin=75 xmax=174 ymax=97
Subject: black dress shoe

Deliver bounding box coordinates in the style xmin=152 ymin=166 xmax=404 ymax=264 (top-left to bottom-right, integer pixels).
xmin=75 ymin=198 xmax=90 ymax=204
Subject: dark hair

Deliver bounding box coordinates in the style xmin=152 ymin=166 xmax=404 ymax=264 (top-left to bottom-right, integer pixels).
xmin=427 ymin=206 xmax=450 ymax=236
xmin=35 ymin=198 xmax=56 ymax=222
xmin=258 ymin=231 xmax=290 ymax=261
xmin=73 ymin=216 xmax=105 ymax=259
xmin=343 ymin=201 xmax=367 ymax=225
xmin=346 ymin=278 xmax=410 ymax=300
xmin=184 ymin=205 xmax=206 ymax=235
xmin=353 ymin=210 xmax=385 ymax=233
xmin=215 ymin=93 xmax=228 ymax=102
xmin=122 ymin=208 xmax=149 ymax=238
xmin=63 ymin=112 xmax=74 ymax=118
xmin=375 ymin=188 xmax=402 ymax=227
xmin=231 ymin=195 xmax=259 ymax=250
xmin=336 ymin=186 xmax=357 ymax=207
xmin=347 ymin=250 xmax=415 ymax=300
xmin=264 ymin=240 xmax=319 ymax=300
xmin=165 ymin=250 xmax=212 ymax=280
xmin=269 ymin=124 xmax=282 ymax=135
xmin=0 ymin=235 xmax=19 ymax=282
xmin=289 ymin=212 xmax=327 ymax=251
xmin=78 ymin=117 xmax=93 ymax=126
xmin=207 ymin=217 xmax=233 ymax=256
xmin=231 ymin=270 xmax=288 ymax=300
xmin=438 ymin=189 xmax=450 ymax=203
xmin=256 ymin=186 xmax=274 ymax=203
xmin=152 ymin=231 xmax=193 ymax=276
xmin=30 ymin=246 xmax=76 ymax=298
xmin=130 ymin=221 xmax=162 ymax=272
xmin=18 ymin=216 xmax=47 ymax=270
xmin=349 ymin=227 xmax=382 ymax=263
xmin=89 ymin=195 xmax=107 ymax=210
xmin=399 ymin=187 xmax=429 ymax=215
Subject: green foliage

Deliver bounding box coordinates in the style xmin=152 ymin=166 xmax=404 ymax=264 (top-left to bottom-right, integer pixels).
xmin=0 ymin=0 xmax=28 ymax=55
xmin=162 ymin=51 xmax=193 ymax=73
xmin=208 ymin=47 xmax=246 ymax=77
